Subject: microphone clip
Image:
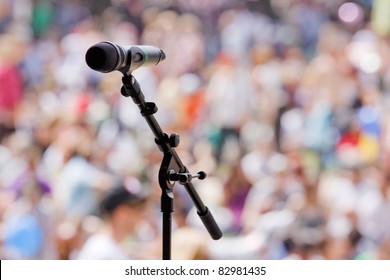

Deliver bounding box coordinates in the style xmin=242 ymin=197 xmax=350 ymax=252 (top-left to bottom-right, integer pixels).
xmin=167 ymin=170 xmax=207 ymax=184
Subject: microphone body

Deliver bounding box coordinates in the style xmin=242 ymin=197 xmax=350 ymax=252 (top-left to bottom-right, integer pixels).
xmin=85 ymin=41 xmax=166 ymax=74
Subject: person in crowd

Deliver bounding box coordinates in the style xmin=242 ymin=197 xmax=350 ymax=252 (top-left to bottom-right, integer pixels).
xmin=1 ymin=0 xmax=390 ymax=260
xmin=77 ymin=181 xmax=147 ymax=259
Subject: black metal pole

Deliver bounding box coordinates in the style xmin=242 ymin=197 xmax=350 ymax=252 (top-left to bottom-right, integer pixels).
xmin=120 ymin=74 xmax=222 ymax=260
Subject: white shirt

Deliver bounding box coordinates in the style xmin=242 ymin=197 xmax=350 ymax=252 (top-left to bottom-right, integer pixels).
xmin=77 ymin=233 xmax=129 ymax=260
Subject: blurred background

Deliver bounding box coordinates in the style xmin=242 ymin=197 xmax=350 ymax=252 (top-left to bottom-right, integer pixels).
xmin=1 ymin=0 xmax=390 ymax=260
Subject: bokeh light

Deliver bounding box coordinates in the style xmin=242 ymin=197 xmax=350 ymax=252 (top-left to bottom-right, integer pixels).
xmin=338 ymin=2 xmax=364 ymax=24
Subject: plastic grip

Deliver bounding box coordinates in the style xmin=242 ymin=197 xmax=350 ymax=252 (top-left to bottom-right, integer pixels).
xmin=198 ymin=207 xmax=223 ymax=240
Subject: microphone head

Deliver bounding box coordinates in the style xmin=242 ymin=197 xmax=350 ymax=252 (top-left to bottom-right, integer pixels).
xmin=86 ymin=42 xmax=165 ymax=74
xmin=85 ymin=42 xmax=121 ymax=73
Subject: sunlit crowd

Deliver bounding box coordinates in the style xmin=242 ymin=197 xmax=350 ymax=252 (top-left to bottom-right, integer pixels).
xmin=1 ymin=0 xmax=390 ymax=260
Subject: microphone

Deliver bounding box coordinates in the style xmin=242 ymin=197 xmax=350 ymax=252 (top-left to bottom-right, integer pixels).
xmin=85 ymin=41 xmax=166 ymax=74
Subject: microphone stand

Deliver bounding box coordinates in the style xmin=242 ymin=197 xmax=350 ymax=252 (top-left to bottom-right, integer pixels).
xmin=120 ymin=74 xmax=223 ymax=260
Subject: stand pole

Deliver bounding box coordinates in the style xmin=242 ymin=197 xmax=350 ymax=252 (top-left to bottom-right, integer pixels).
xmin=120 ymin=74 xmax=222 ymax=260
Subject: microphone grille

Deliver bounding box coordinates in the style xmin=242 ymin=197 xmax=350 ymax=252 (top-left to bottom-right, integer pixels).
xmin=85 ymin=42 xmax=120 ymax=73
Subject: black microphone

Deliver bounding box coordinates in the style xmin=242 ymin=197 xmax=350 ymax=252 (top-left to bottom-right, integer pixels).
xmin=85 ymin=41 xmax=166 ymax=74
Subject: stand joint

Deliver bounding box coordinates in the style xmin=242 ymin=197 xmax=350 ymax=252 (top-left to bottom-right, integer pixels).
xmin=140 ymin=102 xmax=158 ymax=116
xmin=168 ymin=170 xmax=207 ymax=184
xmin=155 ymin=133 xmax=180 ymax=153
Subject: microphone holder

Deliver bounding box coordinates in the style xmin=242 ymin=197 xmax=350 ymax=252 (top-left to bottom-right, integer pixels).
xmin=120 ymin=74 xmax=222 ymax=260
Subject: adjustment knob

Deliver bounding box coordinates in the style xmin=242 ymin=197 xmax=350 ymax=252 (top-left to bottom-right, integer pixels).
xmin=169 ymin=134 xmax=180 ymax=147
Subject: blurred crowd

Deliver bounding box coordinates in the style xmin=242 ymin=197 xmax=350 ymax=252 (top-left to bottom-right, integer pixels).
xmin=1 ymin=0 xmax=390 ymax=260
